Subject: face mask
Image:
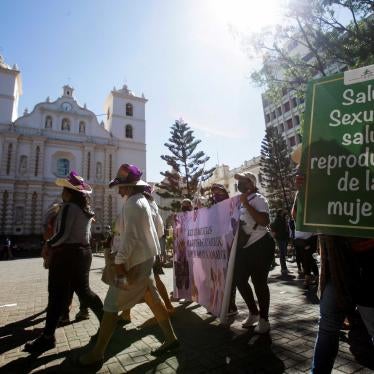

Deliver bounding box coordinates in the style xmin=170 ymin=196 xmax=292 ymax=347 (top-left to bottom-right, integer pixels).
xmin=237 ymin=182 xmax=248 ymax=193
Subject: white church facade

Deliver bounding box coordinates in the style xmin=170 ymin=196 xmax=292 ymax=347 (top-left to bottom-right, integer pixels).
xmin=0 ymin=56 xmax=147 ymax=238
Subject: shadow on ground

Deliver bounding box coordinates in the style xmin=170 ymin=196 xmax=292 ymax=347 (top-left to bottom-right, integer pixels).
xmin=0 ymin=303 xmax=285 ymax=373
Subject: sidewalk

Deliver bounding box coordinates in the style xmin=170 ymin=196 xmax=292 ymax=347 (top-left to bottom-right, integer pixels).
xmin=0 ymin=256 xmax=372 ymax=373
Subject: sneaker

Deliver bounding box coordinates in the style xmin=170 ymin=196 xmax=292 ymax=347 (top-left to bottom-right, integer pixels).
xmin=242 ymin=313 xmax=259 ymax=328
xmin=75 ymin=309 xmax=90 ymax=321
xmin=254 ymin=318 xmax=270 ymax=334
xmin=24 ymin=334 xmax=56 ymax=353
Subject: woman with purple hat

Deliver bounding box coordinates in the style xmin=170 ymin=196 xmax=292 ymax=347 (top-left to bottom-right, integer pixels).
xmin=79 ymin=164 xmax=178 ymax=366
xmin=118 ymin=184 xmax=175 ymax=325
xmin=24 ymin=171 xmax=103 ymax=353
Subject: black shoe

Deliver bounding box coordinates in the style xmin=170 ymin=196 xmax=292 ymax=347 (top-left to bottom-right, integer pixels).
xmin=58 ymin=313 xmax=70 ymax=326
xmin=75 ymin=309 xmax=90 ymax=321
xmin=24 ymin=335 xmax=55 ymax=353
xmin=151 ymin=340 xmax=180 ymax=356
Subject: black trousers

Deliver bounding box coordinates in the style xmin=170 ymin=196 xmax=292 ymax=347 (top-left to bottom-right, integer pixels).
xmin=45 ymin=245 xmax=103 ymax=336
xmin=300 ymin=236 xmax=318 ymax=277
xmin=234 ymin=233 xmax=275 ymax=320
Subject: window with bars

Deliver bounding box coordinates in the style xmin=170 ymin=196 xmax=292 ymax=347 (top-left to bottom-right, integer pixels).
xmin=126 ymin=103 xmax=133 ymax=116
xmin=109 ymin=154 xmax=113 ymax=180
xmin=34 ymin=146 xmax=40 ymax=176
xmin=1 ymin=191 xmax=8 ymax=233
xmin=6 ymin=143 xmax=13 ymax=175
xmin=125 ymin=125 xmax=133 ymax=138
xmin=31 ymin=192 xmax=37 ymax=233
xmin=87 ymin=152 xmax=91 ymax=180
xmin=108 ymin=195 xmax=113 ymax=225
xmin=57 ymin=158 xmax=70 ymax=177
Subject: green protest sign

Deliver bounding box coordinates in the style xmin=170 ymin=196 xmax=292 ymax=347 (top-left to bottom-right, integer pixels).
xmin=297 ymin=65 xmax=374 ymax=238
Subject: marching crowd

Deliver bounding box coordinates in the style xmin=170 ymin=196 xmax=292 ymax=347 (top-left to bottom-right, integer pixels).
xmin=18 ymin=150 xmax=373 ymax=373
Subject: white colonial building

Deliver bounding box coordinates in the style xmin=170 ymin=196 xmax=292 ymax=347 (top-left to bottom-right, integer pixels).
xmin=204 ymin=156 xmax=266 ymax=197
xmin=0 ymin=56 xmax=147 ymax=237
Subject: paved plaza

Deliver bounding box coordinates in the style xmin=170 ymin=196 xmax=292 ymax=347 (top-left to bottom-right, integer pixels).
xmin=0 ymin=255 xmax=372 ymax=373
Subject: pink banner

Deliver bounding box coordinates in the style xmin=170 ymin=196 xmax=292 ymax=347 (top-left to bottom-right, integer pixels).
xmin=173 ymin=196 xmax=240 ymax=317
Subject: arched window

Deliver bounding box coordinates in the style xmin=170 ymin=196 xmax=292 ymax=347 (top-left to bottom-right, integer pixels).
xmin=57 ymin=158 xmax=70 ymax=177
xmin=61 ymin=118 xmax=70 ymax=131
xmin=87 ymin=152 xmax=91 ymax=180
xmin=79 ymin=121 xmax=86 ymax=133
xmin=34 ymin=146 xmax=40 ymax=177
xmin=107 ymin=108 xmax=110 ymax=120
xmin=109 ymin=154 xmax=113 ymax=180
xmin=45 ymin=116 xmax=53 ymax=129
xmin=6 ymin=143 xmax=13 ymax=175
xmin=126 ymin=103 xmax=133 ymax=116
xmin=19 ymin=155 xmax=28 ymax=176
xmin=125 ymin=124 xmax=133 ymax=139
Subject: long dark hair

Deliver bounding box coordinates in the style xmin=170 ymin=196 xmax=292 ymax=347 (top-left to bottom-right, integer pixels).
xmin=65 ymin=188 xmax=95 ymax=218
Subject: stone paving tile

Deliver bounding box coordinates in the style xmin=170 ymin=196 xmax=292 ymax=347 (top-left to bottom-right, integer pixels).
xmin=1 ymin=256 xmax=373 ymax=373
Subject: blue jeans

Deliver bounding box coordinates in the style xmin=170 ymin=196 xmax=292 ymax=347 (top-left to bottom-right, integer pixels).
xmin=277 ymin=239 xmax=288 ymax=271
xmin=311 ymin=281 xmax=346 ymax=373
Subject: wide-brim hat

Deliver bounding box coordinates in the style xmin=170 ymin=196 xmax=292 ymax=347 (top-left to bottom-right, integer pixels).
xmin=291 ymin=144 xmax=302 ymax=164
xmin=211 ymin=183 xmax=227 ymax=192
xmin=234 ymin=171 xmax=257 ymax=187
xmin=55 ymin=171 xmax=92 ymax=194
xmin=109 ymin=163 xmax=148 ymax=188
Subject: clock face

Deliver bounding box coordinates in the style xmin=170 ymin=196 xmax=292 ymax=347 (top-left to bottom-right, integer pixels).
xmin=62 ymin=102 xmax=72 ymax=112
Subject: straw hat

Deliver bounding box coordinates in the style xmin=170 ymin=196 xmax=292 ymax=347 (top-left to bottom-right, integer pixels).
xmin=109 ymin=164 xmax=148 ymax=188
xmin=55 ymin=171 xmax=92 ymax=194
xmin=234 ymin=171 xmax=257 ymax=187
xmin=211 ymin=183 xmax=227 ymax=191
xmin=291 ymin=144 xmax=302 ymax=164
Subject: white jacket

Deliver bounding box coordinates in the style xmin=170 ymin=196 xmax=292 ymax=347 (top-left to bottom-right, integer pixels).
xmin=115 ymin=193 xmax=160 ymax=270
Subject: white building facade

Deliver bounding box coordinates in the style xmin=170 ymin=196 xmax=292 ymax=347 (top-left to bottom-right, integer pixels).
xmin=204 ymin=156 xmax=266 ymax=197
xmin=0 ymin=56 xmax=147 ymax=237
xmin=262 ymin=40 xmax=345 ymax=150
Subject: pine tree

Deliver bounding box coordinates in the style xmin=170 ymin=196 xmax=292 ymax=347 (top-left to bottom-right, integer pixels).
xmin=156 ymin=119 xmax=215 ymax=211
xmin=260 ymin=126 xmax=296 ymax=213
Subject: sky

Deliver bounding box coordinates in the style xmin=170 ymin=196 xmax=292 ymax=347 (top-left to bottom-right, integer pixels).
xmin=0 ymin=0 xmax=285 ymax=182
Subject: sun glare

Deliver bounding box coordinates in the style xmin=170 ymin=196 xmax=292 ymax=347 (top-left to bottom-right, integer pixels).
xmin=211 ymin=0 xmax=284 ymax=32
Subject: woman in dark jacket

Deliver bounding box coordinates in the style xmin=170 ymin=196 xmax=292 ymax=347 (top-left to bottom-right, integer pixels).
xmin=24 ymin=171 xmax=103 ymax=353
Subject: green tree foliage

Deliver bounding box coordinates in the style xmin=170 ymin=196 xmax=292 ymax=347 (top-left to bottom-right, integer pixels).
xmin=247 ymin=0 xmax=374 ymax=103
xmin=260 ymin=126 xmax=296 ymax=213
xmin=156 ymin=119 xmax=215 ymax=211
